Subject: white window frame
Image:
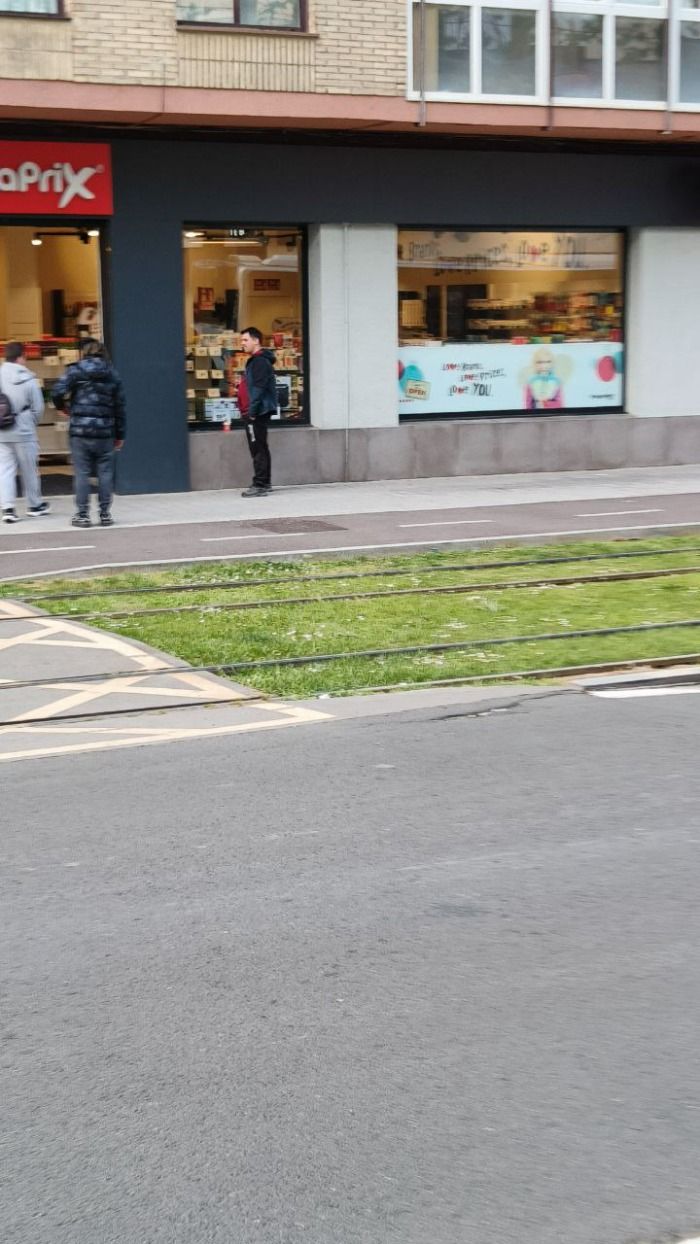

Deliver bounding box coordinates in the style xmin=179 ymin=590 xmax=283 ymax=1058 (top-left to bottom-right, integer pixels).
xmin=406 ymin=0 xmax=700 ymax=109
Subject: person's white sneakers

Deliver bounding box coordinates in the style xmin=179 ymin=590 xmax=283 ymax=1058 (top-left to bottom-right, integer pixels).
xmin=27 ymin=502 xmax=51 ymax=516
xmin=2 ymin=508 xmax=19 ymax=523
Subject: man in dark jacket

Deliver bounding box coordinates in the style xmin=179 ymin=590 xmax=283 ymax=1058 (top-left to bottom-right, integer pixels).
xmin=238 ymin=326 xmax=277 ymax=497
xmin=52 ymin=339 xmax=126 ymax=528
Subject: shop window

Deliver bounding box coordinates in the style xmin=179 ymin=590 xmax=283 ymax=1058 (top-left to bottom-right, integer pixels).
xmin=182 ymin=226 xmax=306 ymax=429
xmin=0 ymin=0 xmax=61 ymax=12
xmin=397 ymin=229 xmax=624 ymax=418
xmin=176 ymin=0 xmax=304 ymax=28
xmin=0 ymin=224 xmax=102 ymax=458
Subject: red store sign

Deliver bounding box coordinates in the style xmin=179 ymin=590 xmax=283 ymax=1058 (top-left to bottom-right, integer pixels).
xmin=0 ymin=142 xmax=112 ymax=216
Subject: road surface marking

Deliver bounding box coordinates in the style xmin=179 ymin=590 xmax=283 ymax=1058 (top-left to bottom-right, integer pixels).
xmin=0 ymin=702 xmax=330 ymax=764
xmin=588 ymin=686 xmax=700 ymax=698
xmin=398 ymin=519 xmax=495 ymax=528
xmin=201 ymin=533 xmax=311 ymax=543
xmin=3 ymin=520 xmax=700 ymax=582
xmin=575 ymin=508 xmax=664 ymax=517
xmin=0 ymin=544 xmax=94 ymax=556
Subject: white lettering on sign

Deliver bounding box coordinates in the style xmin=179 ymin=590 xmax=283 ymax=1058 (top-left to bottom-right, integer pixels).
xmin=0 ymin=160 xmax=100 ymax=209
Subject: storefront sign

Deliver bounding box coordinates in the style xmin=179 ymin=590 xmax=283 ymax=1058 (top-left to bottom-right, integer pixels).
xmin=398 ymin=342 xmax=624 ymax=415
xmin=0 ymin=142 xmax=112 ymax=215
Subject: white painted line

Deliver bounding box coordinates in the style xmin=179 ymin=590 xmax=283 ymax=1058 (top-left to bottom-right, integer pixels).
xmin=398 ymin=519 xmax=495 ymax=529
xmin=0 ymin=544 xmax=94 ymax=556
xmin=201 ymin=533 xmax=309 ymax=544
xmin=3 ymin=520 xmax=700 ymax=583
xmin=590 ymin=686 xmax=700 ymax=698
xmin=575 ymin=508 xmax=664 ymax=517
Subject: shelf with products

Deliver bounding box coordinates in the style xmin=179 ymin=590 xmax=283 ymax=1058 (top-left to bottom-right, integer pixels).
xmin=463 ymin=291 xmax=622 ymax=344
xmin=185 ymin=331 xmax=305 ymax=426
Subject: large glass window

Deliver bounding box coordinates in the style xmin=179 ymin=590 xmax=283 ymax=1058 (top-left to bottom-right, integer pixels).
xmin=182 ymin=226 xmax=306 ymax=429
xmin=481 ymin=9 xmax=537 ymax=94
xmin=615 ymin=17 xmax=666 ymax=99
xmin=413 ymin=3 xmax=471 ymax=92
xmin=0 ymin=0 xmax=61 ymax=11
xmin=0 ymin=225 xmax=103 ymax=462
xmin=397 ymin=229 xmax=624 ymax=417
xmin=176 ymin=0 xmax=304 ymax=27
xmin=409 ymin=0 xmax=694 ymax=105
xmin=552 ymin=13 xmax=604 ymax=98
xmin=680 ymin=21 xmax=700 ymax=101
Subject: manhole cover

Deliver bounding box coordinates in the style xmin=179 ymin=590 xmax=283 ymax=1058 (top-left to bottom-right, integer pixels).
xmin=244 ymin=518 xmax=347 ymax=534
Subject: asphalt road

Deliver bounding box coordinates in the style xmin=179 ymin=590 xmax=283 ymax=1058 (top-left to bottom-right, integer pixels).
xmin=1 ymin=491 xmax=699 ymax=580
xmin=4 ymin=691 xmax=700 ymax=1244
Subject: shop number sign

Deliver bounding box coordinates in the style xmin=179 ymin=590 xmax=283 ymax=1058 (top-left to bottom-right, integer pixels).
xmin=0 ymin=142 xmax=112 ymax=215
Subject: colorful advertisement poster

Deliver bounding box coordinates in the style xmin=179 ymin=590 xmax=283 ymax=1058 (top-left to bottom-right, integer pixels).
xmin=398 ymin=342 xmax=624 ymax=416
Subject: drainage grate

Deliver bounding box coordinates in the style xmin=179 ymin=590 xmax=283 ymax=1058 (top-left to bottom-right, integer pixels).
xmin=243 ymin=518 xmax=347 ymax=534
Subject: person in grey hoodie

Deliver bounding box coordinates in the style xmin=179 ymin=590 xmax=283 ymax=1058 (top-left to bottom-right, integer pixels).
xmin=0 ymin=341 xmax=49 ymax=523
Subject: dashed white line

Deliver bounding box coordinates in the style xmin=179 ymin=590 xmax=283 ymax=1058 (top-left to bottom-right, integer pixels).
xmin=575 ymin=508 xmax=664 ymax=517
xmin=3 ymin=520 xmax=700 ymax=582
xmin=201 ymin=533 xmax=309 ymax=544
xmin=398 ymin=519 xmax=495 ymax=529
xmin=0 ymin=544 xmax=94 ymax=556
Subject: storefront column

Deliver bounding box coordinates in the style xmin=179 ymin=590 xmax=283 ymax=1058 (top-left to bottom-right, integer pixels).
xmin=627 ymin=228 xmax=700 ymax=417
xmin=308 ymin=224 xmax=398 ymax=430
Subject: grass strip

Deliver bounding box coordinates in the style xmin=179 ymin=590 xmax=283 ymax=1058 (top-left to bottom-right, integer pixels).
xmin=3 ymin=534 xmax=699 ymax=697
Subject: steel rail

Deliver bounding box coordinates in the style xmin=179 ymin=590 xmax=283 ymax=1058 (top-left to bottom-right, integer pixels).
xmin=10 ymin=544 xmax=700 ymax=604
xmin=0 ymin=652 xmax=697 ymax=729
xmin=1 ymin=618 xmax=699 ymax=693
xmin=5 ymin=564 xmax=699 ymax=625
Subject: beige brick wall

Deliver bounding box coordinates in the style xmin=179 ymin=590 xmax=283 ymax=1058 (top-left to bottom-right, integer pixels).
xmin=0 ymin=16 xmax=73 ymax=80
xmin=71 ymin=0 xmax=179 ymax=86
xmin=177 ymin=30 xmax=316 ymax=92
xmin=315 ymin=0 xmax=406 ymax=96
xmin=0 ymin=0 xmax=407 ymax=97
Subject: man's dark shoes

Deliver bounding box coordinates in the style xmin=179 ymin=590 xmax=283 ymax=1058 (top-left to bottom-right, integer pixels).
xmin=71 ymin=514 xmax=91 ymax=528
xmin=100 ymin=513 xmax=114 ymax=527
xmin=241 ymin=486 xmax=270 ymax=497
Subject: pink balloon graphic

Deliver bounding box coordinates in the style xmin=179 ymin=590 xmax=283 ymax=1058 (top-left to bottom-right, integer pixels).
xmin=597 ymin=356 xmax=615 ymax=383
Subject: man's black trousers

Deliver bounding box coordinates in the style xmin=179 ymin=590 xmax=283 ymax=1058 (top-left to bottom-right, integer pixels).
xmin=244 ymin=415 xmax=272 ymax=489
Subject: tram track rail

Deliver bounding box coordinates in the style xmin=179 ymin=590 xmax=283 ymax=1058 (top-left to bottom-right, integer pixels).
xmin=0 ymin=649 xmax=697 ymax=729
xmin=3 ymin=562 xmax=700 ymax=626
xmin=8 ymin=543 xmax=700 ymax=604
xmin=2 ymin=617 xmax=699 ymax=695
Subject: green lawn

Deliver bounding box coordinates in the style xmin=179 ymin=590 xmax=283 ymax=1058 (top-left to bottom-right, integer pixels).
xmin=5 ymin=535 xmax=700 ymax=697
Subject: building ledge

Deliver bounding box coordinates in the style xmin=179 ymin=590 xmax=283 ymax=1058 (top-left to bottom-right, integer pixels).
xmin=0 ymin=79 xmax=699 ymax=142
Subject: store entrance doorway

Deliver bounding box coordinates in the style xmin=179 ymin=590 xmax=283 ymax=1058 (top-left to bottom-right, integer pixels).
xmin=0 ymin=224 xmax=104 ymax=495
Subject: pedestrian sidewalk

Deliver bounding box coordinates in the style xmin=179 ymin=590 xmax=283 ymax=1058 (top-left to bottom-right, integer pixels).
xmin=3 ymin=464 xmax=699 ymax=535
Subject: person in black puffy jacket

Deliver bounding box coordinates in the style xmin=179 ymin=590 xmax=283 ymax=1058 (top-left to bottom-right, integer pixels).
xmin=52 ymin=339 xmax=126 ymax=528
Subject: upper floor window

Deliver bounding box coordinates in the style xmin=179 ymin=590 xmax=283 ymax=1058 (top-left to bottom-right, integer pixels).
xmin=0 ymin=0 xmax=61 ymax=13
xmin=176 ymin=0 xmax=305 ymax=27
xmin=408 ymin=0 xmax=696 ymax=106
